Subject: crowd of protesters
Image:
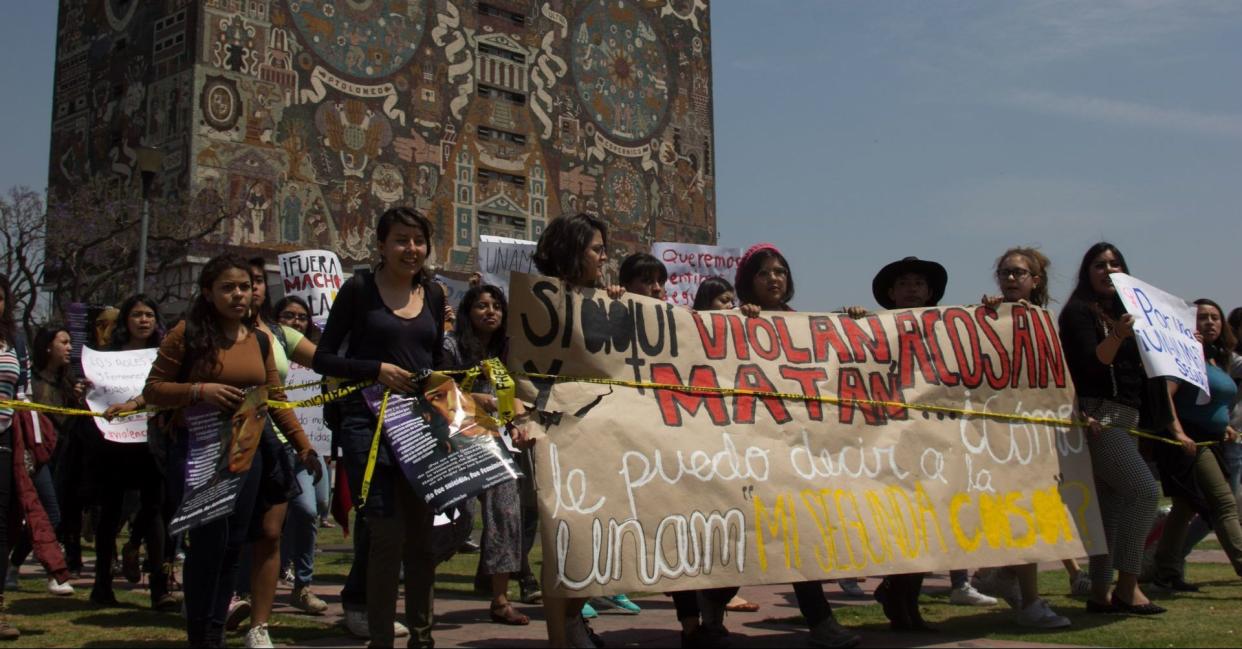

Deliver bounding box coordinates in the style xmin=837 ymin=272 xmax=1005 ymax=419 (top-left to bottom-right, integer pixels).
xmin=0 ymin=206 xmax=1238 ymax=649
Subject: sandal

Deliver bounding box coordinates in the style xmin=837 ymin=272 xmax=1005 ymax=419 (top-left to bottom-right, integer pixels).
xmin=490 ymin=602 xmax=530 ymax=626
xmin=725 ymin=596 xmax=760 ymax=613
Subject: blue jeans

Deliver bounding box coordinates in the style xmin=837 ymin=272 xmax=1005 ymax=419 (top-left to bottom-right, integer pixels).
xmin=280 ymin=457 xmax=325 ymax=588
xmin=10 ymin=465 xmax=61 ymax=569
xmin=1182 ymin=442 xmax=1242 ymax=559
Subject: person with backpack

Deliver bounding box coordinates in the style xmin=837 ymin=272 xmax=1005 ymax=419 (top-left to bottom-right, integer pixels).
xmin=312 ymin=207 xmax=447 ymax=649
xmin=143 ymin=256 xmax=322 ymax=647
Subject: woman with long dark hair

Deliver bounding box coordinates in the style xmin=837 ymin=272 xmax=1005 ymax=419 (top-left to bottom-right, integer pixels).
xmin=1150 ymin=298 xmax=1242 ymax=589
xmin=274 ymin=296 xmax=321 ymax=343
xmin=5 ymin=326 xmax=77 ymax=598
xmin=90 ymin=294 xmax=178 ymax=610
xmin=1058 ymin=242 xmax=1164 ymax=615
xmin=531 ymin=213 xmax=624 ymax=649
xmin=313 ymin=207 xmax=447 ymax=648
xmin=144 ymin=255 xmax=321 ymax=647
xmin=735 ymin=244 xmax=861 ymax=647
xmin=443 ymin=285 xmax=534 ymax=626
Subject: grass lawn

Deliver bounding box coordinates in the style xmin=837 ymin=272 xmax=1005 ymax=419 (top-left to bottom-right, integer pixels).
xmin=5 ymin=521 xmax=1240 ymax=647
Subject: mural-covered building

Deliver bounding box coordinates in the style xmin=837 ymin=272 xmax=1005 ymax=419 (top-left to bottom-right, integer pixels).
xmin=47 ymin=0 xmax=716 ymax=287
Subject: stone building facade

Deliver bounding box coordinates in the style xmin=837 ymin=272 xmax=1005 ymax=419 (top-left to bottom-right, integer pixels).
xmin=48 ymin=0 xmax=716 ymax=287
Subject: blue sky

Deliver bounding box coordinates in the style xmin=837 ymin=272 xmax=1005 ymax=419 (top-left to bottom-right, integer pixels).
xmin=3 ymin=1 xmax=1239 ymax=312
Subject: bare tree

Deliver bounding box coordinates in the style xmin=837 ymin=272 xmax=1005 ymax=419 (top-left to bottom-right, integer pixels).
xmin=43 ymin=181 xmax=231 ymax=316
xmin=0 ymin=186 xmax=47 ymax=339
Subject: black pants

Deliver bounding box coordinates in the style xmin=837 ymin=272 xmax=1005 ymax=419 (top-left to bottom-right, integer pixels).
xmin=53 ymin=427 xmax=88 ymax=572
xmin=93 ymin=442 xmax=168 ymax=602
xmin=792 ymin=581 xmax=833 ymax=628
xmin=672 ymin=587 xmax=739 ymax=621
xmin=171 ymin=436 xmax=264 ymax=646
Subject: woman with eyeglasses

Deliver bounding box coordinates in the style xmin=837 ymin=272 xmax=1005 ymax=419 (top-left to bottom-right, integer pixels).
xmin=275 ymin=296 xmax=321 ymax=344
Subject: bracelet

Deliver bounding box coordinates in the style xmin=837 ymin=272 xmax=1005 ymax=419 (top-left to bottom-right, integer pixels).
xmin=190 ymin=383 xmax=202 ymax=403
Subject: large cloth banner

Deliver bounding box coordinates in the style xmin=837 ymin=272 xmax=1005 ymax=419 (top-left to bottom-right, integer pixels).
xmin=1110 ymin=273 xmax=1209 ymax=399
xmin=506 ymin=274 xmax=1105 ymax=597
xmin=82 ymin=347 xmax=158 ymax=443
xmin=652 ymin=242 xmax=742 ymax=307
xmin=278 ymin=250 xmax=345 ymax=326
xmin=479 ymin=235 xmax=537 ymax=295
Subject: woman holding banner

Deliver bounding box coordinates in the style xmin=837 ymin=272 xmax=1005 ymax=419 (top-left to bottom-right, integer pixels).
xmin=531 ymin=213 xmax=625 ymax=648
xmin=442 ymin=285 xmax=536 ymax=626
xmin=1058 ymin=242 xmax=1164 ymax=615
xmin=733 ymin=243 xmax=861 ymax=649
xmin=228 ymin=258 xmax=328 ymax=647
xmin=313 ymin=207 xmax=447 ymax=649
xmin=144 ymin=255 xmax=322 ymax=647
xmin=970 ymin=248 xmax=1075 ymax=628
xmin=1150 ymin=298 xmax=1242 ymax=589
xmin=90 ymin=294 xmax=179 ymax=611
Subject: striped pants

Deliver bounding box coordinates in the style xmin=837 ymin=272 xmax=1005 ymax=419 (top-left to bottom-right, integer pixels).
xmin=1081 ymin=398 xmax=1160 ymax=583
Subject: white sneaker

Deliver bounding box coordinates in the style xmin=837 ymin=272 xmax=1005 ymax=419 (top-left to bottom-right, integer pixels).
xmin=971 ymin=568 xmax=1021 ymax=609
xmin=244 ymin=623 xmax=274 ymax=648
xmin=1069 ymin=572 xmax=1093 ymax=597
xmin=47 ymin=577 xmax=74 ymax=596
xmin=949 ymin=583 xmax=998 ymax=607
xmin=343 ymin=609 xmax=409 ymax=639
xmin=4 ymin=567 xmax=18 ymax=591
xmin=1016 ymin=598 xmax=1071 ymax=629
xmin=344 ymin=609 xmax=369 ymax=639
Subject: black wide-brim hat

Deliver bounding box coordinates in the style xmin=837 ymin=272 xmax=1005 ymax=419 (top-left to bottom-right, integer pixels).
xmin=872 ymin=256 xmax=948 ymax=309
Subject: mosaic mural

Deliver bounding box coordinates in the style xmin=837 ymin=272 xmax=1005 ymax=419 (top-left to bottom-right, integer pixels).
xmin=49 ymin=0 xmax=716 ymax=271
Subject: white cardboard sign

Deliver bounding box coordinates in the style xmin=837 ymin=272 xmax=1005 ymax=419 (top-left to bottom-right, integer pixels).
xmin=279 ymin=250 xmax=345 ymax=326
xmin=1110 ymin=273 xmax=1209 ymax=400
xmin=83 ymin=347 xmax=158 ymax=443
xmin=652 ymin=242 xmax=742 ymax=307
xmin=478 ymin=235 xmax=537 ymax=295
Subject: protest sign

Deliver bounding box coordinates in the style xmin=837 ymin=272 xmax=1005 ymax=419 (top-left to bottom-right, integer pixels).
xmin=436 ymin=272 xmax=471 ymax=312
xmin=1110 ymin=273 xmax=1209 ymax=399
xmin=506 ymin=273 xmax=1104 ymax=597
xmin=278 ymin=250 xmax=344 ymax=325
xmin=479 ymin=235 xmax=536 ymax=295
xmin=168 ymin=388 xmax=268 ymax=535
xmin=82 ymin=347 xmax=158 ymax=443
xmin=652 ymin=242 xmax=742 ymax=307
xmin=285 ymin=361 xmax=333 ymax=457
xmin=362 ymin=375 xmax=522 ymax=512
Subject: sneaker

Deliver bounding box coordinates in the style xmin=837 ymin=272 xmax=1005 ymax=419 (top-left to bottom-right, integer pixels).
xmin=4 ymin=568 xmax=17 ymax=591
xmin=581 ymin=602 xmax=599 ymax=619
xmin=47 ymin=578 xmax=74 ymax=597
xmin=291 ymin=585 xmax=328 ymax=615
xmin=225 ymin=596 xmax=252 ymax=632
xmin=838 ymin=579 xmax=866 ymax=599
xmin=344 ymin=609 xmax=369 ymax=638
xmin=1016 ymin=598 xmax=1071 ymax=629
xmin=566 ymin=615 xmax=602 ymax=648
xmin=591 ymin=594 xmax=641 ymax=614
xmin=808 ymin=617 xmax=861 ymax=648
xmin=1069 ymin=572 xmax=1093 ymax=597
xmin=342 ymin=609 xmax=409 ymax=639
xmin=972 ymin=569 xmax=1021 ymax=609
xmin=280 ymin=564 xmax=295 ymax=587
xmin=519 ymin=577 xmax=543 ymax=604
xmin=244 ymin=623 xmax=274 ymax=648
xmin=949 ymin=583 xmax=998 ymax=607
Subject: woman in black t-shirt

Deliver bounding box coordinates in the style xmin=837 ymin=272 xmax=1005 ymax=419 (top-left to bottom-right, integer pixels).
xmin=313 ymin=207 xmax=446 ymax=648
xmin=1057 ymin=242 xmax=1164 ymax=616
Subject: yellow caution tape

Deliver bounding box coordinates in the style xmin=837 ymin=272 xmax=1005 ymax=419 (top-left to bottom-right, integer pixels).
xmin=357 ymin=387 xmax=391 ymax=510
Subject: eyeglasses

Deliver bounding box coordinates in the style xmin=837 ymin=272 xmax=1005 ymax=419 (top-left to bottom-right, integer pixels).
xmin=279 ymin=311 xmax=309 ymax=322
xmin=757 ymin=268 xmax=789 ymax=280
xmin=997 ymin=268 xmax=1032 ymax=280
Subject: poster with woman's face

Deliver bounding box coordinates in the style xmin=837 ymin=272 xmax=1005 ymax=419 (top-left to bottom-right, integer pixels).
xmin=226 ymin=387 xmax=268 ymax=474
xmin=423 ymin=373 xmax=500 ymax=452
